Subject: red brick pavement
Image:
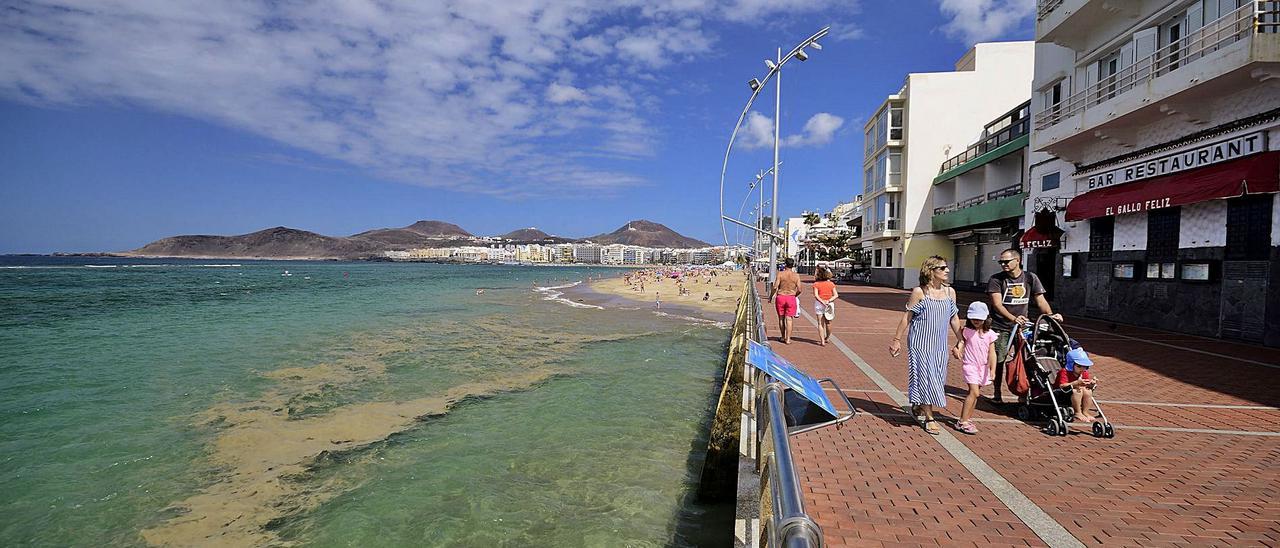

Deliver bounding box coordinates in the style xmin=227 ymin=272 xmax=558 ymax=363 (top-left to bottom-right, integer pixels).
xmin=759 ymin=280 xmax=1280 ymax=547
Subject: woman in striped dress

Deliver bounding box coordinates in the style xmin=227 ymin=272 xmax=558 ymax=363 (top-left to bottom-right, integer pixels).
xmin=889 ymin=255 xmax=964 ymax=435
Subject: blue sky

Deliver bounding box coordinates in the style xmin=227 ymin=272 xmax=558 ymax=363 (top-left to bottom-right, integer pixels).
xmin=0 ymin=0 xmax=1034 ymax=253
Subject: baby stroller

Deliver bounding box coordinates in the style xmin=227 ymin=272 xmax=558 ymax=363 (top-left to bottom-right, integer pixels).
xmin=1005 ymin=315 xmax=1114 ymax=438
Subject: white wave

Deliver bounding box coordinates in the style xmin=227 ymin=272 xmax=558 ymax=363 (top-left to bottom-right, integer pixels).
xmin=534 ymin=280 xmax=581 ymax=291
xmin=652 ymin=311 xmax=730 ymax=329
xmin=83 ymin=265 xmax=119 ymax=268
xmin=532 ymin=281 xmax=603 ymax=310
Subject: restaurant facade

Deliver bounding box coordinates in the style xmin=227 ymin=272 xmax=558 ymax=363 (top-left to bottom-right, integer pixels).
xmin=1028 ymin=0 xmax=1280 ymax=346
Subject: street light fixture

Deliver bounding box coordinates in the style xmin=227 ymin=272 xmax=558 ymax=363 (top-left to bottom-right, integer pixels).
xmin=718 ymin=26 xmax=830 ymax=294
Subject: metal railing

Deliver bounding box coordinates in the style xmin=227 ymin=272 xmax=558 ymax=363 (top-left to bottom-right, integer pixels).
xmin=1037 ymin=0 xmax=1064 ymax=21
xmin=745 ymin=281 xmax=823 ymax=547
xmin=1036 ymin=2 xmax=1265 ymax=131
xmin=987 ymin=182 xmax=1025 ymax=201
xmin=872 ymin=219 xmax=900 ymax=232
xmin=938 ymin=102 xmax=1030 ymax=176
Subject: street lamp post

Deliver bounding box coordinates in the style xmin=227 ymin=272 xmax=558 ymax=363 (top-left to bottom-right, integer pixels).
xmin=717 ymin=27 xmax=829 ymax=295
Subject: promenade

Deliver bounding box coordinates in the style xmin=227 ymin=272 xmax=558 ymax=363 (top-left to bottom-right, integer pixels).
xmin=759 ymin=279 xmax=1280 ymax=547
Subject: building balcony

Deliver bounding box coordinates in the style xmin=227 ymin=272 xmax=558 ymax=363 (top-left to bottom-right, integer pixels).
xmin=1037 ymin=0 xmax=1151 ymax=49
xmin=931 ymin=185 xmax=1027 ymax=232
xmin=934 ymin=127 xmax=1029 ymax=184
xmin=1034 ymin=2 xmax=1280 ymax=157
xmin=864 ymin=219 xmax=902 ymax=241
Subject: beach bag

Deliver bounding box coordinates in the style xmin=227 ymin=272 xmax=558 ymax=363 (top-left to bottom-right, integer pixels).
xmin=1005 ymin=333 xmax=1030 ymax=397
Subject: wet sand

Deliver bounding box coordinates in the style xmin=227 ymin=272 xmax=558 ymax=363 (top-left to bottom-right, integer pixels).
xmin=584 ymin=272 xmax=744 ymax=320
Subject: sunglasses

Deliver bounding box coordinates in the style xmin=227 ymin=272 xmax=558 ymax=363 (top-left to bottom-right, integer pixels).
xmin=931 ymin=265 xmax=949 ymax=271
xmin=998 ymin=259 xmax=1016 ymax=265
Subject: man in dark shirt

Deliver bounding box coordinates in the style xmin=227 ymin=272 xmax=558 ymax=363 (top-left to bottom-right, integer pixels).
xmin=987 ymin=248 xmax=1062 ymax=404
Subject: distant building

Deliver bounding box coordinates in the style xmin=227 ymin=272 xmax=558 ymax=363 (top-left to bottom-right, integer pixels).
xmin=860 ymin=41 xmax=1035 ymax=288
xmin=572 ymin=244 xmax=601 ymax=264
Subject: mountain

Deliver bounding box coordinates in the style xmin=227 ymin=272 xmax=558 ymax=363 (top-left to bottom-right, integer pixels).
xmin=128 ymin=227 xmax=382 ymax=259
xmin=498 ymin=227 xmax=551 ymax=240
xmin=350 ymin=220 xmax=475 ymax=248
xmin=587 ymin=220 xmax=710 ymax=248
xmin=496 ymin=227 xmax=577 ymax=244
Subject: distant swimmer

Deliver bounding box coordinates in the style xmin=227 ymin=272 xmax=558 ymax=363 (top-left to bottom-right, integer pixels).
xmin=475 ymin=289 xmax=485 ymax=295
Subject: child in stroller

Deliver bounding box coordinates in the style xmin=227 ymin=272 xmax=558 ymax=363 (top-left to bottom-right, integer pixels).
xmin=1008 ymin=315 xmax=1115 ymax=438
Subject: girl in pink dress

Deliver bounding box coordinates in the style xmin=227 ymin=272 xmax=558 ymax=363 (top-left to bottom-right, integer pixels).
xmin=953 ymin=301 xmax=998 ymax=435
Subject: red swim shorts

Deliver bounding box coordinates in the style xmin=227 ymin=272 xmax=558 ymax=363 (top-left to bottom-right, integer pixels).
xmin=775 ymin=294 xmax=798 ymax=317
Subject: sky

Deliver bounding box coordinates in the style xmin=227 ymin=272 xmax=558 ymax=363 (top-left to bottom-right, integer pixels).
xmin=0 ymin=0 xmax=1035 ymax=254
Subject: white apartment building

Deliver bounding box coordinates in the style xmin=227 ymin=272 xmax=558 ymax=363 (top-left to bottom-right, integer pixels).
xmin=1029 ymin=0 xmax=1280 ymax=345
xmin=572 ymin=244 xmax=602 ymax=264
xmin=860 ymin=41 xmax=1036 ymax=288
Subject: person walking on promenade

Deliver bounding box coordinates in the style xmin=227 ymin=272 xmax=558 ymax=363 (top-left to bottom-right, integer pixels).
xmin=987 ymin=248 xmax=1062 ymax=405
xmin=812 ymin=267 xmax=839 ymax=346
xmin=890 ymin=256 xmax=963 ymax=435
xmin=954 ymin=301 xmax=998 ymax=435
xmin=770 ymin=258 xmax=802 ymax=344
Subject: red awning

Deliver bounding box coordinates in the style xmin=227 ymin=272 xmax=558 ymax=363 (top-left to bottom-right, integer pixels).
xmin=1065 ymin=151 xmax=1280 ymax=221
xmin=1020 ymin=226 xmax=1059 ymax=249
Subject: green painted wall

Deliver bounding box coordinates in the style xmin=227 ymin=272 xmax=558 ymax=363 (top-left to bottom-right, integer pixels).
xmin=933 ymin=134 xmax=1030 ymax=184
xmin=931 ymin=193 xmax=1027 ymax=232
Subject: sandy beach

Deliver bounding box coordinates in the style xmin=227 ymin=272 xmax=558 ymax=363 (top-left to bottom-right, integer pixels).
xmin=589 ymin=270 xmax=745 ymax=316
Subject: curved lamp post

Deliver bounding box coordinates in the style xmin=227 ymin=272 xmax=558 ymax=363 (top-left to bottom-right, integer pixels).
xmin=719 ymin=26 xmax=829 ymax=293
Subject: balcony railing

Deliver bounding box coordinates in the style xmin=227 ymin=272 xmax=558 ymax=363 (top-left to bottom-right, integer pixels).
xmin=1036 ymin=2 xmax=1270 ymax=131
xmin=1037 ymin=0 xmax=1064 ymax=21
xmin=872 ymin=219 xmax=900 ymax=232
xmin=938 ymin=106 xmax=1030 ymax=175
xmin=932 ymin=183 xmax=1024 ymax=216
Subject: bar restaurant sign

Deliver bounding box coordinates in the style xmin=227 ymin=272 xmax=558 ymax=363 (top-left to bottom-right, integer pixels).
xmin=1084 ymin=131 xmax=1266 ymax=190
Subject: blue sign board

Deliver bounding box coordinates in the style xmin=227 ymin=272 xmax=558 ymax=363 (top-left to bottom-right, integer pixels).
xmin=746 ymin=340 xmax=838 ymax=418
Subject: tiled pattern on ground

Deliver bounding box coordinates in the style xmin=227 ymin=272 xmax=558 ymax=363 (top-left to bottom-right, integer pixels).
xmin=756 ymin=281 xmax=1280 ymax=547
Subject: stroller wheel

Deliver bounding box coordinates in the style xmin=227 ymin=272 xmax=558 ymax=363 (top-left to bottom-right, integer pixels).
xmin=1103 ymin=424 xmax=1115 ymax=438
xmin=1092 ymin=421 xmax=1105 ymax=437
xmin=1045 ymin=420 xmax=1059 ymax=436
xmin=1016 ymin=406 xmax=1031 ymax=421
xmin=1057 ymin=419 xmax=1069 ymax=436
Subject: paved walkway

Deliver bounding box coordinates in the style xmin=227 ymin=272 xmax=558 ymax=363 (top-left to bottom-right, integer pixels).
xmin=759 ymin=280 xmax=1280 ymax=547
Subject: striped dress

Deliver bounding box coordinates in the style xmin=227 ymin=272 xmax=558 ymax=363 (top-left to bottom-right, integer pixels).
xmin=906 ymin=294 xmax=957 ymax=407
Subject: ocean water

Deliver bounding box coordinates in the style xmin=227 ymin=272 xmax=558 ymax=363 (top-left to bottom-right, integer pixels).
xmin=0 ymin=257 xmax=733 ymax=546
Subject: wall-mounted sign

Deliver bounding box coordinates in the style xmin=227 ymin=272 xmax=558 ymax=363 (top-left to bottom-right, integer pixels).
xmin=1084 ymin=131 xmax=1266 ymax=190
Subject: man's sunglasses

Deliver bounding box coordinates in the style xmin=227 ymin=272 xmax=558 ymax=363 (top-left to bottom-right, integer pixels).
xmin=998 ymin=259 xmax=1016 ymax=265
xmin=931 ymin=265 xmax=949 ymax=271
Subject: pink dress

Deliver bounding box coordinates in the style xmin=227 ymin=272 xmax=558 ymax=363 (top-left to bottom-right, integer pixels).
xmin=961 ymin=327 xmax=999 ymax=386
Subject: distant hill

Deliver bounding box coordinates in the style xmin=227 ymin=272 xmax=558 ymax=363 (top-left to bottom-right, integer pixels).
xmin=498 ymin=227 xmax=551 ymax=240
xmin=125 ymin=218 xmax=711 ymax=259
xmin=587 ymin=220 xmax=709 ymax=248
xmin=352 ymin=220 xmax=474 ymax=248
xmin=128 ymin=227 xmax=381 ymax=259
xmin=497 ymin=227 xmax=577 ymax=244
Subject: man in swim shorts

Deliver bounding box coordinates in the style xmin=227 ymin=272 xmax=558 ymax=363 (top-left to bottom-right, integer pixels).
xmin=770 ymin=258 xmax=802 ymax=344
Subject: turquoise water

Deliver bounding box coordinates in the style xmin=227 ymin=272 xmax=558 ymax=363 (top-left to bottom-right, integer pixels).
xmin=0 ymin=258 xmax=732 ymax=546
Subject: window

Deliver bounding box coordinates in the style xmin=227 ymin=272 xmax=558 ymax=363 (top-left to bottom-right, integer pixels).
xmin=1044 ymin=81 xmax=1062 ymax=114
xmin=864 ymin=165 xmax=874 ymax=196
xmin=876 ymin=151 xmax=889 ymax=191
xmin=1089 ymin=217 xmax=1114 ymax=260
xmin=886 ymin=249 xmax=893 ymax=267
xmin=1041 ymin=172 xmax=1060 ymax=192
xmin=889 ymin=107 xmax=903 ymax=140
xmin=1146 ymin=207 xmax=1180 ymax=262
xmin=888 ymin=152 xmax=902 ymax=187
xmin=864 ymin=124 xmax=875 ymax=157
xmin=875 ymin=110 xmax=888 ymax=150
xmin=874 ymin=249 xmax=883 ymax=267
xmin=1225 ymin=195 xmax=1273 ymax=260
xmin=1098 ymin=51 xmax=1121 ymax=102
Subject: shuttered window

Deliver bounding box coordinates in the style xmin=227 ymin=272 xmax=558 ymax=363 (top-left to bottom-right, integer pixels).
xmin=1089 ymin=217 xmax=1114 ymax=260
xmin=1225 ymin=195 xmax=1273 ymax=260
xmin=1146 ymin=207 xmax=1181 ymax=261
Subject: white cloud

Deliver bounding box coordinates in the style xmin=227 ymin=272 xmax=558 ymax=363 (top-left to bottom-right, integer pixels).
xmin=937 ymin=0 xmax=1034 ymax=45
xmin=546 ymin=82 xmax=589 ymax=104
xmin=0 ymin=1 xmax=857 ymax=196
xmin=739 ymin=112 xmax=844 ymax=149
